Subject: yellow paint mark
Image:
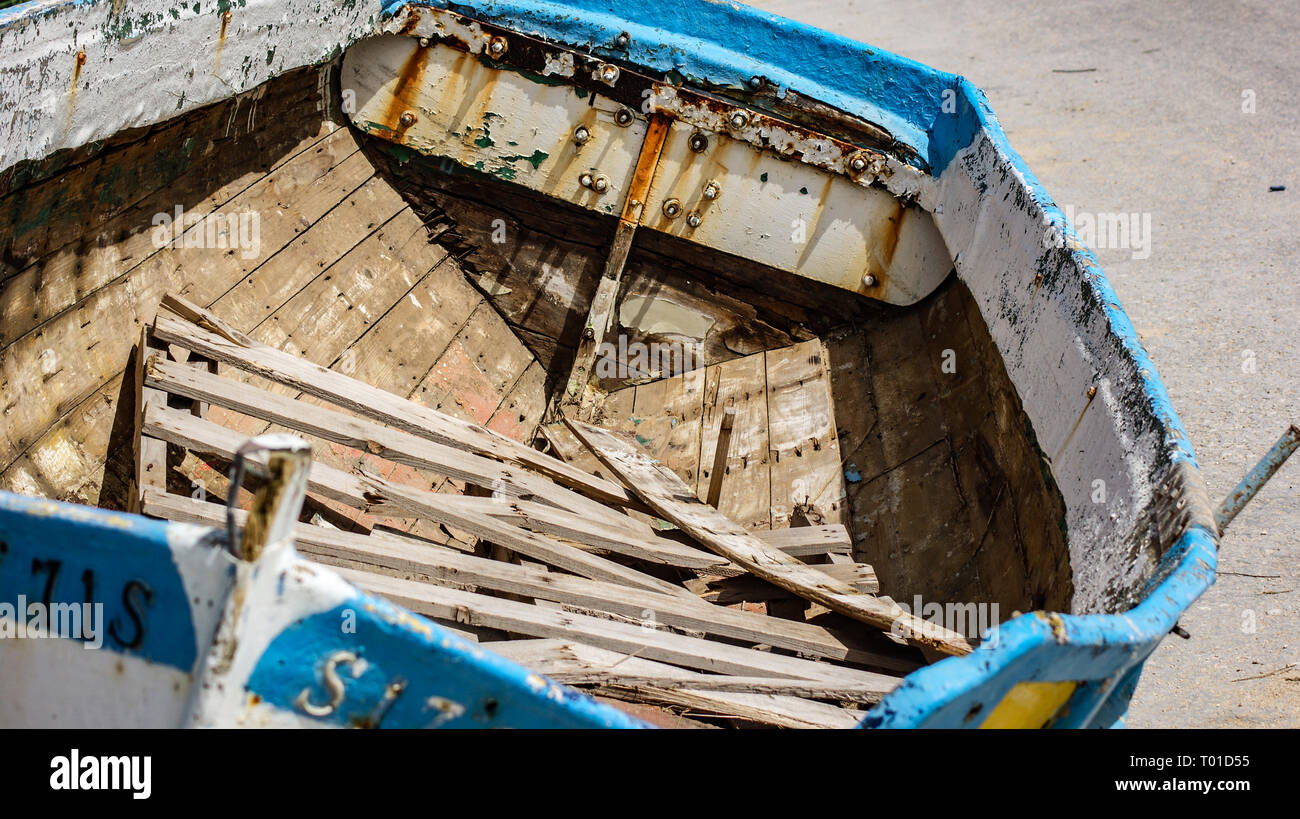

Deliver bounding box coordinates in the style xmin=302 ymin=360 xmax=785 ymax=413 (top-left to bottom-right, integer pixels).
xmin=980 ymin=680 xmax=1077 ymax=728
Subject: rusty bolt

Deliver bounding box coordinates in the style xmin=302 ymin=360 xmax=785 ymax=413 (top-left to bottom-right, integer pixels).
xmin=686 ymin=211 xmax=702 ymax=228
xmin=728 ymin=110 xmax=748 ymax=129
xmin=688 ymin=132 xmax=708 ymax=152
xmin=488 ymin=36 xmax=507 ymax=57
xmin=862 ymin=274 xmax=877 ymax=287
xmin=399 ymin=111 xmax=417 ymax=127
xmin=583 ymin=326 xmax=596 ymax=340
xmin=615 ymin=31 xmax=630 ymax=47
xmin=1087 ymin=385 xmax=1097 ymax=399
xmin=614 ymin=107 xmax=634 ymax=127
xmin=418 ymin=37 xmax=430 ymax=48
xmin=662 ymin=198 xmax=682 ymax=219
xmin=599 ymin=63 xmax=620 ymax=84
xmin=573 ymin=125 xmax=591 ymax=145
xmin=222 ymin=9 xmax=232 ymax=23
xmin=579 ymin=172 xmax=595 ymax=189
xmin=748 ymin=76 xmax=762 ymax=89
xmin=75 ymin=50 xmax=87 ymax=67
xmin=702 ymin=181 xmax=721 ymax=201
xmin=849 ymin=153 xmax=870 ymax=174
xmin=592 ymin=174 xmax=609 ymax=193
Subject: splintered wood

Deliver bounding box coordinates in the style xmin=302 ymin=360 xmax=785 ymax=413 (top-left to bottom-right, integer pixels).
xmin=138 ymin=294 xmax=968 ymax=729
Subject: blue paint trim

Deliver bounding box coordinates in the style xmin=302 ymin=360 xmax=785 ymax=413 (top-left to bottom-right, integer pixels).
xmin=0 ymin=491 xmax=219 ymax=671
xmin=862 ymin=526 xmax=1216 ymax=728
xmin=248 ymin=593 xmax=649 ymax=728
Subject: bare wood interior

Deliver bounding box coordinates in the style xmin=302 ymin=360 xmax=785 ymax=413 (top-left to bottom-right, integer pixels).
xmin=0 ymin=59 xmax=1075 ymax=723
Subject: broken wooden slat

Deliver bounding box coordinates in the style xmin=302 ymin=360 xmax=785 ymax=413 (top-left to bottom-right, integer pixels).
xmin=566 ymin=418 xmax=973 ymax=656
xmin=141 ymin=487 xmax=916 ymax=673
xmin=143 ymin=350 xmax=677 ymax=549
xmin=335 ymin=566 xmax=894 ymax=685
xmin=705 ymin=407 xmax=736 ymax=508
xmin=141 ymin=403 xmax=681 ymax=596
xmin=490 ymin=640 xmax=863 ymax=729
xmin=149 ymin=307 xmax=648 ymax=512
xmin=131 ymin=328 xmax=170 ymax=514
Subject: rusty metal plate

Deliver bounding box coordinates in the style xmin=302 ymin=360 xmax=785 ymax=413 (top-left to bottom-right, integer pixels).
xmin=343 ymin=34 xmax=647 ymax=217
xmin=640 ymin=120 xmax=952 ymax=305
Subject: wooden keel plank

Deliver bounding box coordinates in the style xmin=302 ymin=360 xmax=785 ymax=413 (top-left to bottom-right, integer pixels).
xmin=566 ymin=418 xmax=974 ymax=656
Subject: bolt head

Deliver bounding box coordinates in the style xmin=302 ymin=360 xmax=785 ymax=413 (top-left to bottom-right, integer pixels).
xmin=748 ymin=76 xmax=762 ymax=89
xmin=573 ymin=126 xmax=591 ymax=144
xmin=686 ymin=212 xmax=702 ymax=228
xmin=579 ymin=172 xmax=594 ymax=189
xmin=702 ymin=182 xmax=720 ymax=200
xmin=488 ymin=37 xmax=507 ymax=56
xmin=600 ymin=64 xmax=619 ymax=83
xmin=615 ymin=31 xmax=630 ymax=47
xmin=862 ymin=274 xmax=877 ymax=287
xmin=399 ymin=111 xmax=416 ymax=127
xmin=614 ymin=108 xmax=634 ymax=126
xmin=849 ymin=155 xmax=868 ymax=173
xmin=418 ymin=37 xmax=430 ymax=48
xmin=729 ymin=111 xmax=748 ymax=129
xmin=688 ymin=132 xmax=708 ymax=152
xmin=592 ymin=175 xmax=609 ymax=193
xmin=662 ymin=199 xmax=682 ymax=218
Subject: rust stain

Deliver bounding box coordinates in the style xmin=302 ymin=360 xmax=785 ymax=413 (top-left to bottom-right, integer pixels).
xmin=214 ymin=10 xmax=232 ymax=75
xmin=67 ymin=50 xmax=86 ymax=119
xmin=382 ymin=39 xmax=431 ymax=141
xmin=622 ymin=114 xmax=671 ymax=226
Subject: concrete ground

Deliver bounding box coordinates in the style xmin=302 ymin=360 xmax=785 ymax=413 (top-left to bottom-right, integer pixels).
xmin=752 ymin=0 xmax=1299 ymax=727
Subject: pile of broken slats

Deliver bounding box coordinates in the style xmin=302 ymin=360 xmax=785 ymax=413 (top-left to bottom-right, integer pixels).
xmin=134 ymin=293 xmax=971 ymax=729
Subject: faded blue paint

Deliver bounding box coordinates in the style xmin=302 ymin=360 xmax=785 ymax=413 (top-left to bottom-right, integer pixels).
xmin=0 ymin=491 xmax=217 ymax=671
xmin=248 ymin=595 xmax=648 ymax=728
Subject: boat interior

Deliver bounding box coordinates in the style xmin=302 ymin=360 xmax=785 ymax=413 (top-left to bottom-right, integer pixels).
xmin=0 ymin=37 xmax=1075 ymax=679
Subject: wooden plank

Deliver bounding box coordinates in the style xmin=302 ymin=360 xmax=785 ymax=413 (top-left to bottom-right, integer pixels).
xmin=149 ymin=310 xmax=647 ymax=511
xmin=697 ymin=350 xmax=772 ymax=529
xmin=704 ymin=407 xmax=736 ymax=508
xmin=489 ymin=640 xmax=864 ymax=729
xmin=131 ymin=329 xmax=169 ymax=513
xmin=141 ymin=403 xmax=681 ymax=597
xmin=756 ymin=524 xmax=852 ymax=557
xmin=765 ymin=340 xmax=847 ymax=528
xmin=566 ymin=418 xmax=974 ymax=656
xmin=141 ymin=487 xmax=916 ymax=673
xmin=334 ymin=566 xmax=891 ymax=685
xmin=143 ymin=352 xmax=676 ymax=551
xmin=0 ymin=127 xmax=367 ymax=476
xmin=627 ymin=367 xmax=706 ymax=488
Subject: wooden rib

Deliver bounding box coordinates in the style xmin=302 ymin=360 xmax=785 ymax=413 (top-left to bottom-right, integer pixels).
xmin=566 ymin=418 xmax=974 ymax=656
xmin=149 ymin=307 xmax=647 ymax=512
xmin=141 ymin=403 xmax=680 ymax=596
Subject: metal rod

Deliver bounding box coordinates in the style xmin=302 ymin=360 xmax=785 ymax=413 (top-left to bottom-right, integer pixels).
xmin=1216 ymin=424 xmax=1300 ymax=534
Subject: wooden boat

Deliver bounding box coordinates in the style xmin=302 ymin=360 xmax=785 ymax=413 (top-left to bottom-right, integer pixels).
xmin=0 ymin=0 xmax=1260 ymax=728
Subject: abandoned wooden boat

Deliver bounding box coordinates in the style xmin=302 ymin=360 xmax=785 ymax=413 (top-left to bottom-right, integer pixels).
xmin=0 ymin=0 xmax=1238 ymax=727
